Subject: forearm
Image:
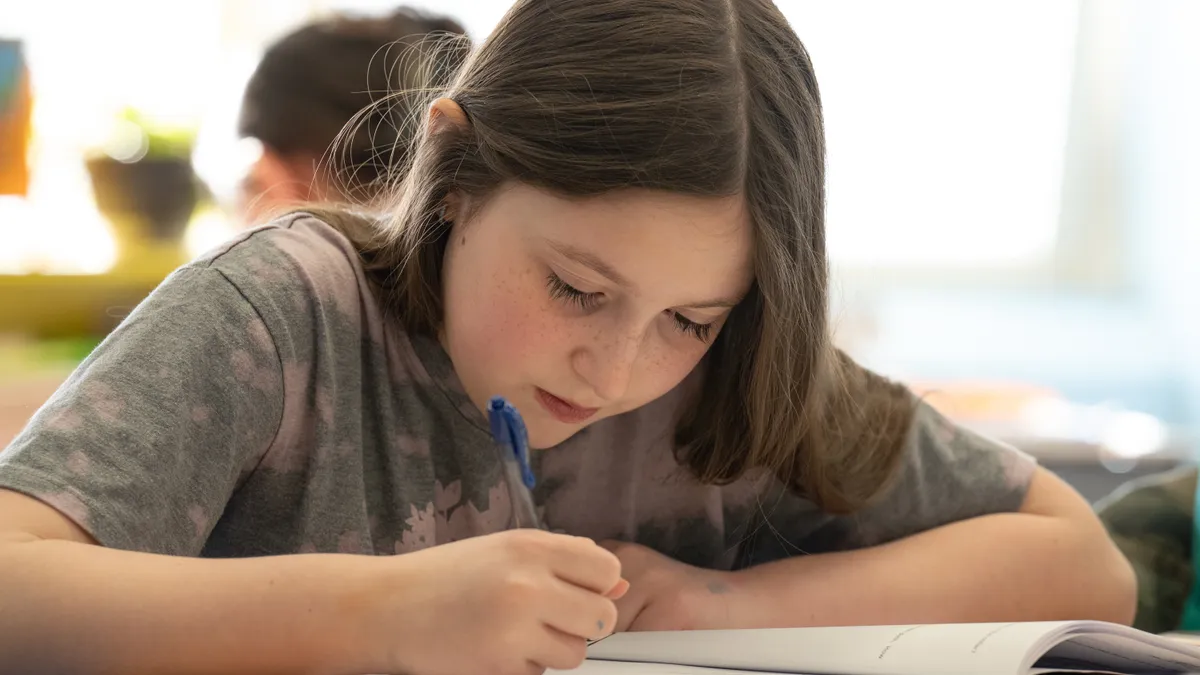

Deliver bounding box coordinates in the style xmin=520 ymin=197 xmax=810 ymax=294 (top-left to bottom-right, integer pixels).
xmin=0 ymin=536 xmax=381 ymax=675
xmin=729 ymin=512 xmax=1136 ymax=627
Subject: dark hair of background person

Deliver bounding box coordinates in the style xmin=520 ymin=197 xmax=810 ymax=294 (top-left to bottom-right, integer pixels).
xmin=238 ymin=7 xmax=471 ymax=205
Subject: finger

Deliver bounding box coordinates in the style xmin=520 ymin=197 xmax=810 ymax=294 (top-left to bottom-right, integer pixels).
xmin=605 ymin=578 xmax=630 ymax=599
xmin=546 ymin=536 xmax=623 ymax=594
xmin=531 ymin=625 xmax=590 ymax=671
xmin=540 ymin=577 xmax=619 ymax=640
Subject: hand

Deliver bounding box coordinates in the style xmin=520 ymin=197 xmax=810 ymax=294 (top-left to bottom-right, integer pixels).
xmin=372 ymin=530 xmax=629 ymax=675
xmin=602 ymin=540 xmax=738 ymax=632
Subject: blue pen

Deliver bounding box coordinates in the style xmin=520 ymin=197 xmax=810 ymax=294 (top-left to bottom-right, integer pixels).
xmin=488 ymin=396 xmax=545 ymax=530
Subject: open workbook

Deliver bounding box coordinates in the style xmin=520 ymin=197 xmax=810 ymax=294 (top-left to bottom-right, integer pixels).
xmin=551 ymin=621 xmax=1200 ymax=675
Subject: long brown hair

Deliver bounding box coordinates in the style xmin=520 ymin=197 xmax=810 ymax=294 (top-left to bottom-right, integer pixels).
xmin=318 ymin=0 xmax=916 ymax=514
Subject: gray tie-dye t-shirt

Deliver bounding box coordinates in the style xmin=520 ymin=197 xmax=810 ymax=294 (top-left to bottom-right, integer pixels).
xmin=0 ymin=215 xmax=1036 ymax=568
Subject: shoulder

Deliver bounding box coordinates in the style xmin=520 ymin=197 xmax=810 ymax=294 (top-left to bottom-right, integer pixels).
xmin=903 ymin=400 xmax=1035 ymax=479
xmin=195 ymin=212 xmax=367 ymax=298
xmin=189 ymin=212 xmax=385 ymax=352
xmin=835 ymin=401 xmax=1039 ymax=546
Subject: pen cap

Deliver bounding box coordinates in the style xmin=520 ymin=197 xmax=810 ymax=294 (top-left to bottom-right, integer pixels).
xmin=488 ymin=396 xmax=536 ymax=489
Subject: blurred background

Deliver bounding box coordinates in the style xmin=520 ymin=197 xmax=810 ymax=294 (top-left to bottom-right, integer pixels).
xmin=1 ymin=0 xmax=1198 ymax=501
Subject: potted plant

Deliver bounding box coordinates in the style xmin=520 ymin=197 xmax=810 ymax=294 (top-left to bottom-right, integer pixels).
xmin=85 ymin=107 xmax=201 ymax=243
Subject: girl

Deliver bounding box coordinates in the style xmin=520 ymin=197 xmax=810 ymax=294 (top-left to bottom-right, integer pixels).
xmin=0 ymin=0 xmax=1134 ymax=674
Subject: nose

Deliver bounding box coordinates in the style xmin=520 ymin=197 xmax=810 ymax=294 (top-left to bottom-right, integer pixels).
xmin=571 ymin=325 xmax=643 ymax=404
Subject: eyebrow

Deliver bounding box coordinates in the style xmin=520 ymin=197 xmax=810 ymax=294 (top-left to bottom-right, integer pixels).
xmin=547 ymin=240 xmax=632 ymax=288
xmin=546 ymin=239 xmax=744 ymax=310
xmin=679 ymin=297 xmax=742 ymax=310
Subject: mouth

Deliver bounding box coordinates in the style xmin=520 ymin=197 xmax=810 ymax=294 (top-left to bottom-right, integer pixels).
xmin=534 ymin=388 xmax=600 ymax=424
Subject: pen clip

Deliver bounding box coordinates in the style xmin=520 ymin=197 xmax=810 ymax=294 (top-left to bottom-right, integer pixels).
xmin=488 ymin=396 xmax=536 ymax=489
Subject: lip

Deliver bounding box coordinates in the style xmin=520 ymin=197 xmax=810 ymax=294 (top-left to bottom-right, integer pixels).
xmin=535 ymin=388 xmax=600 ymax=424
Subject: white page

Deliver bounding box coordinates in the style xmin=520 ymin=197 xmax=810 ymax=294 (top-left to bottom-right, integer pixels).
xmin=1028 ymin=670 xmax=1128 ymax=674
xmin=586 ymin=622 xmax=1073 ymax=675
xmin=553 ymin=661 xmax=798 ymax=675
xmin=1161 ymin=632 xmax=1200 ymax=648
xmin=1040 ymin=633 xmax=1200 ymax=674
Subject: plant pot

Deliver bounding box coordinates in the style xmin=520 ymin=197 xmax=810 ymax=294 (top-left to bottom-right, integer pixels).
xmin=85 ymin=155 xmax=199 ymax=242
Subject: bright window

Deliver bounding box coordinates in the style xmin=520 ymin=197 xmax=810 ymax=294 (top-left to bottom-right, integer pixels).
xmin=781 ymin=1 xmax=1080 ymax=269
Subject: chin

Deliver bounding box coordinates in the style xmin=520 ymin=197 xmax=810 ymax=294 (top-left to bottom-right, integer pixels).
xmin=526 ymin=425 xmax=577 ymax=450
xmin=525 ymin=415 xmax=602 ymax=449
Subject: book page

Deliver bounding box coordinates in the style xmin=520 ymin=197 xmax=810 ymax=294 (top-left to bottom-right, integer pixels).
xmin=1038 ymin=633 xmax=1200 ymax=674
xmin=1160 ymin=632 xmax=1200 ymax=648
xmin=552 ymin=660 xmax=798 ymax=675
xmin=586 ymin=622 xmax=1072 ymax=675
xmin=1028 ymin=670 xmax=1129 ymax=674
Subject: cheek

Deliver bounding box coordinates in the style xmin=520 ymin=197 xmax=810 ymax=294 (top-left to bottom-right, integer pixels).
xmin=626 ymin=332 xmax=713 ymax=408
xmin=448 ymin=261 xmax=568 ymax=372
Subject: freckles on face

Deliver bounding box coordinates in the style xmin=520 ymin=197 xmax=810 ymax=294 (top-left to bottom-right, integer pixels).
xmin=439 ymin=196 xmax=571 ymax=418
xmin=453 ymin=250 xmax=561 ymax=378
xmin=439 ymin=183 xmax=754 ymax=447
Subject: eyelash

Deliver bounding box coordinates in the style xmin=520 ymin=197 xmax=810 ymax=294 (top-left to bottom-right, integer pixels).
xmin=545 ymin=274 xmax=714 ymax=342
xmin=546 ymin=273 xmax=602 ymax=311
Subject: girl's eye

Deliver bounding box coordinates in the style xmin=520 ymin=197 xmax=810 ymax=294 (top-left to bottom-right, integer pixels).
xmin=546 ymin=273 xmax=602 ymax=311
xmin=547 ymin=273 xmax=713 ymax=342
xmin=671 ymin=312 xmax=714 ymax=342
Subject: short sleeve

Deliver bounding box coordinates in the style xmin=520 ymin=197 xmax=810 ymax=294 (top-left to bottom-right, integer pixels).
xmin=834 ymin=401 xmax=1039 ymax=548
xmin=737 ymin=401 xmax=1039 ymax=564
xmin=0 ymin=264 xmax=284 ymax=555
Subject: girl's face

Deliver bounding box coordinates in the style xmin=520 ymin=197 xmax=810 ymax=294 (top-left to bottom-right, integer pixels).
xmin=440 ymin=182 xmax=754 ymax=448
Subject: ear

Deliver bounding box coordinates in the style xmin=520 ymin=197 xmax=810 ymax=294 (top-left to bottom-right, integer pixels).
xmin=428 ymin=99 xmax=469 ymax=224
xmin=440 ymin=191 xmax=464 ymax=223
xmin=428 ymin=97 xmax=470 ymax=136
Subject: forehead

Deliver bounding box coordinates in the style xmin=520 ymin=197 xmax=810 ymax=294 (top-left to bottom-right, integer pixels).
xmin=489 ymin=183 xmax=755 ymax=296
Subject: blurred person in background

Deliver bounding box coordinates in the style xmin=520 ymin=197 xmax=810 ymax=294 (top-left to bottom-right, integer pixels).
xmin=1098 ymin=466 xmax=1199 ymax=633
xmin=235 ymin=6 xmax=470 ymax=223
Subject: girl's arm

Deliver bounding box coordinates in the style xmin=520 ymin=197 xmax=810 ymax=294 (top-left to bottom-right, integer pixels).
xmin=0 ymin=490 xmax=381 ymax=675
xmin=0 ymin=485 xmax=624 ymax=672
xmin=610 ymin=404 xmax=1135 ymax=632
xmin=728 ymin=467 xmax=1137 ymax=626
xmin=0 ymin=489 xmax=625 ymax=675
